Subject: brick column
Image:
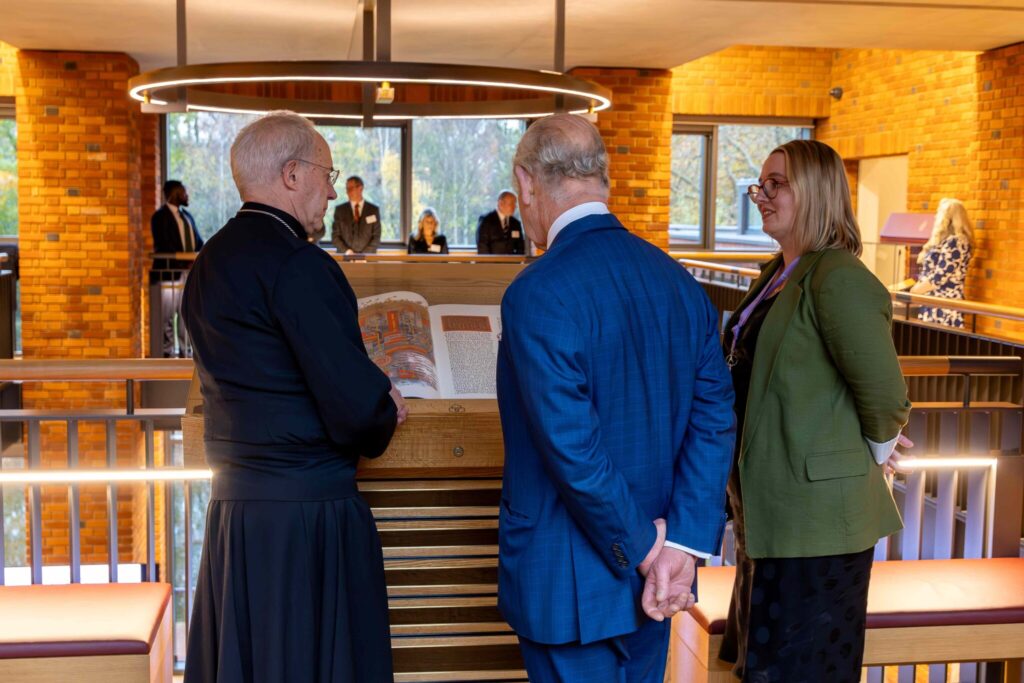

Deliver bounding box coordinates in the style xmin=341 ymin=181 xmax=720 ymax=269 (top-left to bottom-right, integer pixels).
xmin=570 ymin=68 xmax=673 ymax=250
xmin=15 ymin=50 xmax=159 ymax=566
xmin=973 ymin=43 xmax=1024 ymax=340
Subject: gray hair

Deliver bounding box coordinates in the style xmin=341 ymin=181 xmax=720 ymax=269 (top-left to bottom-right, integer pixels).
xmin=231 ymin=110 xmax=320 ymax=197
xmin=513 ymin=115 xmax=609 ymax=193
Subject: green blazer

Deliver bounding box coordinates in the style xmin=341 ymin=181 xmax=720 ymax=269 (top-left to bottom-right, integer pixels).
xmin=733 ymin=248 xmax=911 ymax=559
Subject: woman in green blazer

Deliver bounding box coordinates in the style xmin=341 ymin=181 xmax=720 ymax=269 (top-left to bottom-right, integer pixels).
xmin=718 ymin=140 xmax=912 ymax=682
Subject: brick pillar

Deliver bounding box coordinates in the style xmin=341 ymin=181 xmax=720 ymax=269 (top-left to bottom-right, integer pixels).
xmin=570 ymin=68 xmax=673 ymax=250
xmin=973 ymin=43 xmax=1024 ymax=340
xmin=15 ymin=50 xmax=159 ymax=567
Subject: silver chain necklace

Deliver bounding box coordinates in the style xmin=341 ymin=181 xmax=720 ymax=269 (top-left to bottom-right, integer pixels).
xmin=237 ymin=208 xmax=301 ymax=239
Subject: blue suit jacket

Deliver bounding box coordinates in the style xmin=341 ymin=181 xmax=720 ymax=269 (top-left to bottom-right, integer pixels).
xmin=496 ymin=213 xmax=735 ymax=645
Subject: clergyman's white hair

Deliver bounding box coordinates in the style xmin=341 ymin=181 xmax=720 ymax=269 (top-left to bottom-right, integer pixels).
xmin=230 ymin=110 xmax=320 ymax=197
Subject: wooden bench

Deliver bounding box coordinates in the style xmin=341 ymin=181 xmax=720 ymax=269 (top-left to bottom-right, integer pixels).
xmin=670 ymin=558 xmax=1024 ymax=683
xmin=0 ymin=582 xmax=173 ymax=683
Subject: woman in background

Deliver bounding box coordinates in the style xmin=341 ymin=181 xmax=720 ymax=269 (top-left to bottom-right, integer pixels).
xmin=719 ymin=139 xmax=911 ymax=682
xmin=408 ymin=207 xmax=449 ymax=254
xmin=911 ymin=198 xmax=973 ymax=327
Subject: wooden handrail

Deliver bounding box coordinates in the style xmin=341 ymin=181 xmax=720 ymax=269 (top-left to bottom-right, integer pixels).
xmin=0 ymin=358 xmax=194 ymax=381
xmin=892 ymin=291 xmax=1024 ymax=324
xmin=0 ymin=356 xmax=1017 ymax=383
xmin=678 ymin=259 xmax=761 ymax=278
xmin=678 ymin=258 xmax=1024 ymax=325
xmin=669 ymin=251 xmax=772 ymax=262
xmin=898 ymin=356 xmax=1022 ymax=377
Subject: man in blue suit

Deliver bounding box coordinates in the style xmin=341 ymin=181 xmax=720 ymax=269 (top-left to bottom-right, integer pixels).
xmin=496 ymin=114 xmax=735 ymax=682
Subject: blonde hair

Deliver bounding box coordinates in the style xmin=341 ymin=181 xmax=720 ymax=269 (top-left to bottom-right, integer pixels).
xmin=415 ymin=207 xmax=440 ymax=241
xmin=918 ymin=198 xmax=973 ymax=264
xmin=771 ymin=139 xmax=862 ymax=257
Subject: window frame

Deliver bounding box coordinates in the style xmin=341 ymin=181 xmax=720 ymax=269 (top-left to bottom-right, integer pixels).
xmin=671 ymin=115 xmax=815 ymax=251
xmin=311 ymin=118 xmax=412 ymax=246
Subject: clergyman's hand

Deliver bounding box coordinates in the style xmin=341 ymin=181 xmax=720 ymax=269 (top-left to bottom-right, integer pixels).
xmin=641 ymin=546 xmax=697 ymax=622
xmin=636 ymin=518 xmax=666 ymax=577
xmin=390 ymin=383 xmax=409 ymax=426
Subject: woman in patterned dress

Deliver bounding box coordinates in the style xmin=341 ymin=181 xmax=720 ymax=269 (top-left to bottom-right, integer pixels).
xmin=912 ymin=198 xmax=974 ymax=327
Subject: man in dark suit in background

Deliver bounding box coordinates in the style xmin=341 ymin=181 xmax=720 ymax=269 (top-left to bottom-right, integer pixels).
xmin=476 ymin=190 xmax=525 ymax=254
xmin=331 ymin=175 xmax=382 ymax=254
xmin=150 ymin=180 xmax=203 ymax=356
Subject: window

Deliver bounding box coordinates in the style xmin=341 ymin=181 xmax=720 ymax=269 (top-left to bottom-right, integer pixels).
xmin=167 ymin=112 xmax=257 ymax=241
xmin=319 ymin=125 xmax=402 ymax=244
xmin=167 ymin=114 xmax=528 ymax=248
xmin=0 ymin=116 xmax=15 ymax=236
xmin=670 ymin=119 xmax=813 ymax=250
xmin=411 ymin=119 xmax=526 ymax=248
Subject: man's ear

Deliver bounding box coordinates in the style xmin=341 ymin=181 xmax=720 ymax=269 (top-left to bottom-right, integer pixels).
xmin=282 ymin=160 xmax=300 ymax=191
xmin=513 ymin=166 xmax=533 ymax=206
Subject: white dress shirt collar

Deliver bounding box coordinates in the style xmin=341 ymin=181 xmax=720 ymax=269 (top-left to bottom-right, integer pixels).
xmin=547 ymin=202 xmax=610 ymax=247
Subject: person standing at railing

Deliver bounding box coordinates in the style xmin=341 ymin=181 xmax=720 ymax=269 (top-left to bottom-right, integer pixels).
xmin=331 ymin=175 xmax=382 ymax=254
xmin=904 ymin=198 xmax=974 ymax=328
xmin=151 ymin=180 xmax=204 ymax=357
xmin=477 ymin=190 xmax=525 ymax=254
xmin=181 ymin=110 xmax=407 ymax=683
xmin=720 ymin=139 xmax=912 ymax=682
xmin=407 ymin=207 xmax=449 ymax=254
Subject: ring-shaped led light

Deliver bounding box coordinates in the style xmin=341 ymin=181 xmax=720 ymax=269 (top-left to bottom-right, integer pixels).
xmin=128 ymin=61 xmax=612 ymax=120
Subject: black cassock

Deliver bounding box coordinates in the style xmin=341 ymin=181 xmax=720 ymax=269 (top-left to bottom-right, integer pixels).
xmin=181 ymin=202 xmax=397 ymax=682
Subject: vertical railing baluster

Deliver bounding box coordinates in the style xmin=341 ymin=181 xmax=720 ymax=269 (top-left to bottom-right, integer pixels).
xmin=184 ymin=478 xmax=193 ymax=638
xmin=145 ymin=419 xmax=156 ymax=582
xmin=28 ymin=419 xmax=42 ymax=585
xmin=106 ymin=420 xmax=118 ymax=583
xmin=67 ymin=419 xmax=80 ymax=584
xmin=0 ymin=450 xmax=5 ymax=585
xmin=900 ymin=471 xmax=926 ymax=561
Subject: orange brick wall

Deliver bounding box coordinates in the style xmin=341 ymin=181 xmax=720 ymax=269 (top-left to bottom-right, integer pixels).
xmin=816 ymin=49 xmax=980 ymax=214
xmin=974 ymin=43 xmax=1024 ymax=339
xmin=671 ymin=46 xmax=832 ymax=118
xmin=15 ymin=49 xmax=158 ymax=567
xmin=571 ymin=68 xmax=673 ymax=249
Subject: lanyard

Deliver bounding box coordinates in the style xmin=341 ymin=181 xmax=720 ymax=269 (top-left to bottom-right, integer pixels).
xmin=237 ymin=209 xmax=301 ymax=239
xmin=726 ymin=256 xmax=800 ymax=368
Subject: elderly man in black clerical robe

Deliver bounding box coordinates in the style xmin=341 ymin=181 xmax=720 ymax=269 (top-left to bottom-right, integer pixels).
xmin=181 ymin=110 xmax=407 ymax=683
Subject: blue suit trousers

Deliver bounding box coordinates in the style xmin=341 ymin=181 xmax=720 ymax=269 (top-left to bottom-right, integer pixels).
xmin=518 ymin=619 xmax=671 ymax=683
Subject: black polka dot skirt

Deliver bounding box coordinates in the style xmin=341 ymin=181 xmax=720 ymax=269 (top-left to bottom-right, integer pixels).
xmin=721 ymin=542 xmax=874 ymax=683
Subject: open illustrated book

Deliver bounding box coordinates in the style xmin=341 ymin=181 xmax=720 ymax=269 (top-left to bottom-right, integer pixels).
xmin=358 ymin=291 xmax=501 ymax=399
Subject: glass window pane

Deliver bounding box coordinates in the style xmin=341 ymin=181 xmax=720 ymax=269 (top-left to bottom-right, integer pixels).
xmin=319 ymin=125 xmax=402 ymax=243
xmin=714 ymin=125 xmax=811 ymax=251
xmin=412 ymin=119 xmax=525 ymax=249
xmin=0 ymin=118 xmax=16 ymax=236
xmin=167 ymin=112 xmax=256 ymax=241
xmin=670 ymin=133 xmax=707 ymax=247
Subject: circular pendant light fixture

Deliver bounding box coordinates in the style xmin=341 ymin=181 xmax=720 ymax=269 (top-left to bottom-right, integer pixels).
xmin=128 ymin=0 xmax=611 ymax=122
xmin=128 ymin=61 xmax=611 ymax=121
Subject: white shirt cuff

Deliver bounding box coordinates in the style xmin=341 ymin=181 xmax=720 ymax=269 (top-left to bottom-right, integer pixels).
xmin=663 ymin=541 xmax=711 ymax=559
xmin=867 ymin=434 xmax=901 ymax=465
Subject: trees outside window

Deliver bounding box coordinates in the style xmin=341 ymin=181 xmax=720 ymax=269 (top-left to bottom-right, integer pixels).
xmin=0 ymin=118 xmax=16 ymax=236
xmin=412 ymin=119 xmax=525 ymax=247
xmin=669 ymin=121 xmax=812 ymax=250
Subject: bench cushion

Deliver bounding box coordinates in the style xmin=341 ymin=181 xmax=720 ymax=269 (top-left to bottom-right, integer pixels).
xmin=690 ymin=558 xmax=1024 ymax=635
xmin=0 ymin=583 xmax=171 ymax=659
